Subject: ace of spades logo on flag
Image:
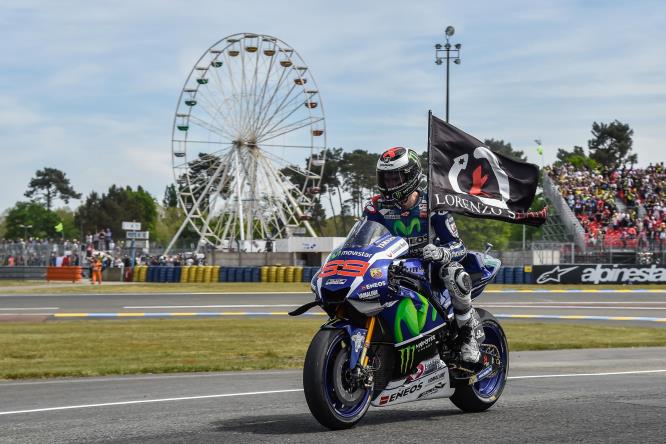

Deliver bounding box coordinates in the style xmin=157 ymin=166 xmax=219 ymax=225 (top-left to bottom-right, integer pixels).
xmin=427 ymin=112 xmax=547 ymax=226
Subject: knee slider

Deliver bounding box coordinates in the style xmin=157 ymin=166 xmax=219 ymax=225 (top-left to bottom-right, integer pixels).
xmin=454 ymin=268 xmax=472 ymax=294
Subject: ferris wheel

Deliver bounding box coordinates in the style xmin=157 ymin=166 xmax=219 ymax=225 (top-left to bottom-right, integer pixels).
xmin=166 ymin=33 xmax=326 ymax=252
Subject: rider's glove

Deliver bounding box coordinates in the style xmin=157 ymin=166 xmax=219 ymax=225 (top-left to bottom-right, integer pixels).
xmin=422 ymin=244 xmax=452 ymax=265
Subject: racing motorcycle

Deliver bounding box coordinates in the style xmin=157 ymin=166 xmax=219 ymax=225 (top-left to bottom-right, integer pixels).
xmin=290 ymin=219 xmax=508 ymax=430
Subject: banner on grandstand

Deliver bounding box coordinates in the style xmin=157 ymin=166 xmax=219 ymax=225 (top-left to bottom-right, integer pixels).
xmin=533 ymin=264 xmax=666 ymax=284
xmin=428 ymin=112 xmax=547 ymax=226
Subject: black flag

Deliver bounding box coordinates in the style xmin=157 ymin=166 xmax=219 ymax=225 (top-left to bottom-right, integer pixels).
xmin=428 ymin=112 xmax=547 ymax=226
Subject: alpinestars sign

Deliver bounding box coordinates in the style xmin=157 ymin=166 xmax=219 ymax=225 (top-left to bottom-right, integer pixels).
xmin=428 ymin=112 xmax=547 ymax=226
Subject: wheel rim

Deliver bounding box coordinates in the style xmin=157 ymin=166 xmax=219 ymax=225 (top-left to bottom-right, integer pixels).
xmin=474 ymin=321 xmax=508 ymax=398
xmin=323 ymin=333 xmax=371 ymax=419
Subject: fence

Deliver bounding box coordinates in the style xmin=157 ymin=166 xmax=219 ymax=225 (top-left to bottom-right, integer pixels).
xmin=542 ymin=174 xmax=588 ymax=250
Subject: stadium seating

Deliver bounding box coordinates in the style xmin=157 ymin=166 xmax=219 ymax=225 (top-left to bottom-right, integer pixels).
xmin=548 ymin=163 xmax=666 ymax=248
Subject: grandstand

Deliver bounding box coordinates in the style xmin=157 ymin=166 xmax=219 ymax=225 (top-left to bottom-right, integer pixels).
xmin=546 ymin=163 xmax=666 ymax=264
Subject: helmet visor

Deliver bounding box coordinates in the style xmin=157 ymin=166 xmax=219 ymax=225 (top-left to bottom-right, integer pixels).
xmin=378 ymin=171 xmax=406 ymax=191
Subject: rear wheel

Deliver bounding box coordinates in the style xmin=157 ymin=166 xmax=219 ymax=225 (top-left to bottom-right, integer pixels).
xmin=450 ymin=308 xmax=509 ymax=412
xmin=303 ymin=328 xmax=372 ymax=429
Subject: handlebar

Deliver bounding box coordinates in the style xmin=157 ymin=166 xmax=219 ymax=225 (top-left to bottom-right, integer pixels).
xmin=388 ymin=262 xmax=427 ymax=282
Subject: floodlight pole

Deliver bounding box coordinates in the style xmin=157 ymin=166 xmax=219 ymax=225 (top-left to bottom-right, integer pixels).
xmin=435 ymin=26 xmax=462 ymax=123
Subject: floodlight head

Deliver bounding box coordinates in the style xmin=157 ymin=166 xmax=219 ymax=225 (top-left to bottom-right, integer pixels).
xmin=435 ymin=43 xmax=442 ymax=49
xmin=444 ymin=43 xmax=451 ymax=49
xmin=455 ymin=43 xmax=461 ymax=49
xmin=435 ymin=58 xmax=443 ymax=65
xmin=445 ymin=26 xmax=455 ymax=37
xmin=454 ymin=58 xmax=461 ymax=64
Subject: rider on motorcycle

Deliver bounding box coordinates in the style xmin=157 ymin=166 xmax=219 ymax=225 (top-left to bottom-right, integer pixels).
xmin=363 ymin=147 xmax=485 ymax=363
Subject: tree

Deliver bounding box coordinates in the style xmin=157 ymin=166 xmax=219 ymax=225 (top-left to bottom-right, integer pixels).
xmin=75 ymin=185 xmax=158 ymax=239
xmin=339 ymin=149 xmax=377 ymax=218
xmin=163 ymin=184 xmax=178 ymax=208
xmin=554 ymin=145 xmax=597 ymax=170
xmin=454 ymin=216 xmax=512 ymax=251
xmin=483 ymin=139 xmax=526 ymax=162
xmin=587 ymin=120 xmax=636 ymax=169
xmin=153 ymin=206 xmax=199 ymax=248
xmin=24 ymin=167 xmax=81 ymax=210
xmin=4 ymin=202 xmax=60 ymax=239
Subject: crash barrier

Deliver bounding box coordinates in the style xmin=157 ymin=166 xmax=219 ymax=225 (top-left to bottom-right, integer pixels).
xmin=46 ymin=266 xmax=83 ymax=282
xmin=0 ymin=266 xmax=47 ymax=280
xmin=491 ymin=266 xmax=533 ymax=284
xmin=133 ymin=265 xmax=321 ymax=283
xmin=532 ymin=264 xmax=666 ymax=285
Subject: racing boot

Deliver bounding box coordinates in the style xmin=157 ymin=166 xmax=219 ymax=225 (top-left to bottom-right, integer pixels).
xmin=457 ymin=309 xmax=485 ymax=363
xmin=441 ymin=263 xmax=485 ymax=363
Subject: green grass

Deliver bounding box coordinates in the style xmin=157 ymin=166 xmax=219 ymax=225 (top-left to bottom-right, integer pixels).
xmin=1 ymin=318 xmax=666 ymax=380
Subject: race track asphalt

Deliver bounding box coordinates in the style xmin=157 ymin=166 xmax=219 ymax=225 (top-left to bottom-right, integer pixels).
xmin=1 ymin=289 xmax=666 ymax=326
xmin=1 ymin=347 xmax=665 ymax=443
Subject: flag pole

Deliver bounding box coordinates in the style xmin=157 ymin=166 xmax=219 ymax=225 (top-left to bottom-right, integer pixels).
xmin=427 ymin=110 xmax=433 ymax=244
xmin=427 ymin=110 xmax=433 ymax=284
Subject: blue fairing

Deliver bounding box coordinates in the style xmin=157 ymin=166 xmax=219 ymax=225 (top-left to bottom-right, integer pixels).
xmin=321 ymin=320 xmax=368 ymax=369
xmin=462 ymin=252 xmax=501 ymax=299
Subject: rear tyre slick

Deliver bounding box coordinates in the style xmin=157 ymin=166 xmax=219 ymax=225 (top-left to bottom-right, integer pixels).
xmin=450 ymin=308 xmax=509 ymax=412
xmin=303 ymin=329 xmax=371 ymax=430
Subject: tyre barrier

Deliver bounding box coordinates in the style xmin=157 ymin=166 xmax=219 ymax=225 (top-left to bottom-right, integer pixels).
xmin=46 ymin=266 xmax=83 ymax=282
xmin=132 ymin=265 xmax=324 ymax=284
xmin=491 ymin=266 xmax=531 ymax=285
xmin=0 ymin=266 xmax=47 ymax=280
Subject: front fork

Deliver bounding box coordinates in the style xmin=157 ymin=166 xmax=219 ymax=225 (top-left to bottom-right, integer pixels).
xmin=351 ymin=316 xmax=376 ymax=388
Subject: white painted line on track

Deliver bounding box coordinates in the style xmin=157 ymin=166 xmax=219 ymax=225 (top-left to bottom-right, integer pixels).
xmin=480 ymin=304 xmax=666 ymax=310
xmin=190 ymin=292 xmax=311 ymax=295
xmin=509 ymin=369 xmax=666 ymax=379
xmin=485 ymin=301 xmax=666 ymax=305
xmin=123 ymin=304 xmax=300 ymax=309
xmin=1 ymin=369 xmax=665 ymax=416
xmin=0 ymin=389 xmax=304 ymax=416
xmin=0 ymin=313 xmax=56 ymax=316
xmin=0 ymin=307 xmax=59 ymax=311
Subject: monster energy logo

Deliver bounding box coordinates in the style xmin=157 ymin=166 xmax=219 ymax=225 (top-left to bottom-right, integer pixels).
xmin=393 ymin=294 xmax=438 ymax=342
xmin=400 ymin=345 xmax=416 ymax=373
xmin=408 ymin=150 xmax=420 ymax=164
xmin=393 ymin=218 xmax=420 ymax=236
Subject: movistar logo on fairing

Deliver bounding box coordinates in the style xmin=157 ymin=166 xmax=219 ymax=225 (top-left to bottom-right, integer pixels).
xmin=393 ymin=294 xmax=438 ymax=342
xmin=393 ymin=218 xmax=420 ymax=236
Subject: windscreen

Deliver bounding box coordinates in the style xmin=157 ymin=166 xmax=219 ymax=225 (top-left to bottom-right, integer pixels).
xmin=342 ymin=219 xmax=391 ymax=249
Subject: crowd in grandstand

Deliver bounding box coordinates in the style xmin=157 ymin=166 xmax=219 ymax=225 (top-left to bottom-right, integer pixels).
xmin=548 ymin=162 xmax=666 ymax=248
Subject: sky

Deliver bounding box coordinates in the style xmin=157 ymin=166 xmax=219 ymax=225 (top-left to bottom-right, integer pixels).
xmin=1 ymin=0 xmax=665 ymax=213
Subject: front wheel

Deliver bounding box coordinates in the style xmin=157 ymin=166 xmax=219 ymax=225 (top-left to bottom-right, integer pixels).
xmin=303 ymin=328 xmax=372 ymax=430
xmin=450 ymin=308 xmax=509 ymax=412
